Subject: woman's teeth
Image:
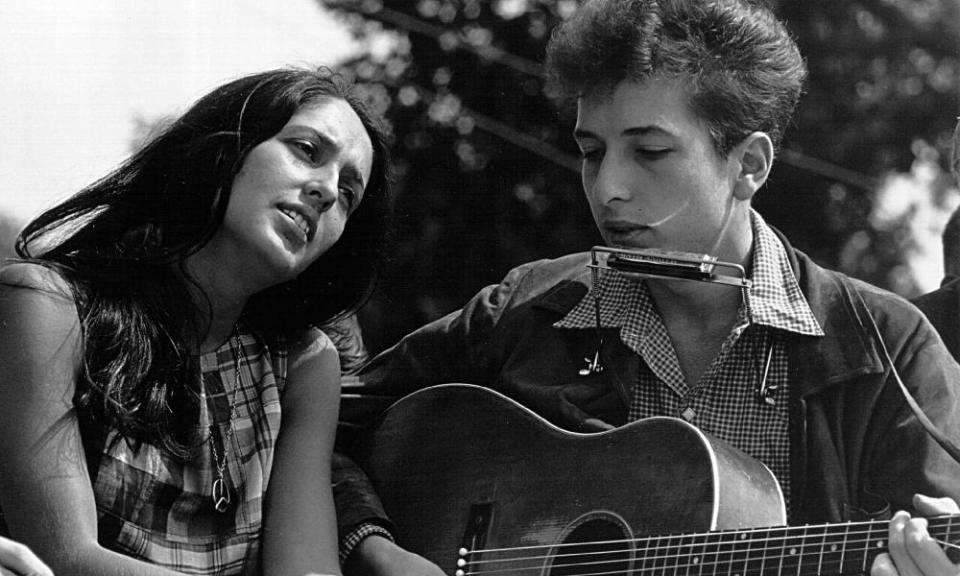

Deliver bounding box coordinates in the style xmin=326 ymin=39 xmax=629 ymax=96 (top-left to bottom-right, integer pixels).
xmin=281 ymin=209 xmax=310 ymax=239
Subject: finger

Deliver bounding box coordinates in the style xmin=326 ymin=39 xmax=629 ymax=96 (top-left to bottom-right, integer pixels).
xmin=560 ymin=383 xmax=608 ymax=404
xmin=872 ymin=552 xmax=898 ymax=576
xmin=555 ymin=384 xmax=610 ymax=431
xmin=581 ymin=417 xmax=615 ymax=432
xmin=903 ymin=517 xmax=957 ymax=576
xmin=913 ymin=494 xmax=960 ymax=516
xmin=0 ymin=538 xmax=52 ymax=576
xmin=888 ymin=511 xmax=924 ymax=576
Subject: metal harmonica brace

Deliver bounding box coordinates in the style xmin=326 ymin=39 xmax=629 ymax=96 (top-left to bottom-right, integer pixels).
xmin=578 ymin=246 xmax=752 ymax=377
xmin=588 ymin=246 xmax=751 ymax=289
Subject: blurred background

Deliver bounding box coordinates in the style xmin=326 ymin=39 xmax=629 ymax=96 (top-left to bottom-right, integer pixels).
xmin=2 ymin=0 xmax=959 ymax=355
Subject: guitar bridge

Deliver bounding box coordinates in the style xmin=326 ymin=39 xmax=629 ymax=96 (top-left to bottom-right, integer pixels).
xmin=457 ymin=502 xmax=494 ymax=576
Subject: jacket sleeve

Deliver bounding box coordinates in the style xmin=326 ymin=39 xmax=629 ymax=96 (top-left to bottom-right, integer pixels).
xmin=333 ymin=260 xmax=543 ymax=543
xmin=339 ymin=260 xmax=544 ymax=426
xmin=862 ymin=293 xmax=960 ymax=512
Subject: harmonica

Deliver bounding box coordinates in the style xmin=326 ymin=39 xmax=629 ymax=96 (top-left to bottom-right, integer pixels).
xmin=589 ymin=246 xmax=751 ymax=288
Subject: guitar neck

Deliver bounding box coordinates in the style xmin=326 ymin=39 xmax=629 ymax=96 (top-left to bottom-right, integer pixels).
xmin=631 ymin=516 xmax=960 ymax=576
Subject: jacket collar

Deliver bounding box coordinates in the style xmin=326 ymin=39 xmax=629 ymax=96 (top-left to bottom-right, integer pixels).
xmin=751 ymin=228 xmax=885 ymax=396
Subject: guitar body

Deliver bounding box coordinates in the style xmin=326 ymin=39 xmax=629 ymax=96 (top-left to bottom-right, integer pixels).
xmin=352 ymin=384 xmax=786 ymax=574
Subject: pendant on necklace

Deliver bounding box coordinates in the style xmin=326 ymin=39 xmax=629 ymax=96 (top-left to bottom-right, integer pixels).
xmin=212 ymin=477 xmax=231 ymax=513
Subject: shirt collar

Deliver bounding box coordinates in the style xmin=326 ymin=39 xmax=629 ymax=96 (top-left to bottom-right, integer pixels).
xmin=555 ymin=209 xmax=824 ymax=337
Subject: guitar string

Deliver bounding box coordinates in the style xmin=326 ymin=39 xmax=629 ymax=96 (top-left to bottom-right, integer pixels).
xmin=458 ymin=534 xmax=960 ymax=576
xmin=461 ymin=538 xmax=903 ymax=570
xmin=457 ymin=542 xmax=921 ymax=576
xmin=461 ymin=515 xmax=959 ymax=555
xmin=459 ymin=541 xmax=907 ymax=576
xmin=461 ymin=520 xmax=950 ymax=557
xmin=459 ymin=544 xmax=880 ymax=572
xmin=456 ymin=518 xmax=959 ymax=575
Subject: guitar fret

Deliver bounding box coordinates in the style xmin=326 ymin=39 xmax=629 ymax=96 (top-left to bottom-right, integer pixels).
xmin=685 ymin=530 xmax=705 ymax=576
xmin=736 ymin=529 xmax=752 ymax=576
xmin=637 ymin=533 xmax=651 ymax=576
xmin=741 ymin=527 xmax=766 ymax=576
xmin=716 ymin=527 xmax=740 ymax=576
xmin=690 ymin=531 xmax=706 ymax=576
xmin=682 ymin=532 xmax=702 ymax=576
xmin=818 ymin=520 xmax=851 ymax=574
xmin=754 ymin=526 xmax=770 ymax=576
xmin=767 ymin=526 xmax=791 ymax=576
xmin=669 ymin=533 xmax=683 ymax=576
xmin=940 ymin=517 xmax=960 ymax=564
xmin=643 ymin=533 xmax=662 ymax=576
xmin=838 ymin=521 xmax=849 ymax=574
xmin=862 ymin=522 xmax=885 ymax=575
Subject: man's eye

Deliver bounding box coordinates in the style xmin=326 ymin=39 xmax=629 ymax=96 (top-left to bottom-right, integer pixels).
xmin=636 ymin=147 xmax=670 ymax=159
xmin=579 ymin=149 xmax=603 ymax=162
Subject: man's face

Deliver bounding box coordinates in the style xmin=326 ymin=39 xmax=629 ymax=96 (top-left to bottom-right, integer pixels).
xmin=574 ymin=78 xmax=745 ymax=258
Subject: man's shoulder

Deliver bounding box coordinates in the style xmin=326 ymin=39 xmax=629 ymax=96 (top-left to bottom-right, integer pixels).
xmin=498 ymin=252 xmax=593 ymax=314
xmin=791 ymin=248 xmax=917 ymax=312
xmin=789 ymin=248 xmax=933 ymax=350
xmin=509 ymin=252 xmax=592 ymax=282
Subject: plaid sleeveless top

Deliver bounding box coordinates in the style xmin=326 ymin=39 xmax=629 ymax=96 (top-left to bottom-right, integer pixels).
xmin=90 ymin=326 xmax=287 ymax=575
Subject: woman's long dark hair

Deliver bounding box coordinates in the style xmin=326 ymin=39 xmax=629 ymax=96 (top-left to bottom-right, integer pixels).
xmin=15 ymin=67 xmax=393 ymax=457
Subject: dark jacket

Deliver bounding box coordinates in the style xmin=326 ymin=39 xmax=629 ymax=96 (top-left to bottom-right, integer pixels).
xmin=912 ymin=277 xmax=960 ymax=364
xmin=335 ymin=232 xmax=960 ymax=536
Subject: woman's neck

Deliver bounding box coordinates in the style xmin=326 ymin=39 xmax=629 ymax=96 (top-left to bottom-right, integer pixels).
xmin=181 ymin=257 xmax=250 ymax=353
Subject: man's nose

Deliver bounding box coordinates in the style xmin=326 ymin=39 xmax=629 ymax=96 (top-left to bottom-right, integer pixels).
xmin=592 ymin=155 xmax=632 ymax=204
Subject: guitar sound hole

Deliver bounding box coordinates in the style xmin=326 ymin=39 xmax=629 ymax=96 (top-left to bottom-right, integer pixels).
xmin=546 ymin=517 xmax=632 ymax=576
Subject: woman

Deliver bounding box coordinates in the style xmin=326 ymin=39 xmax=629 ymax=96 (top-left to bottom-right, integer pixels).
xmin=0 ymin=67 xmax=392 ymax=575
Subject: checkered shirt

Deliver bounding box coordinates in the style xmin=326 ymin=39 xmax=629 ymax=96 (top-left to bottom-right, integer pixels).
xmin=91 ymin=326 xmax=287 ymax=575
xmin=555 ymin=210 xmax=823 ymax=510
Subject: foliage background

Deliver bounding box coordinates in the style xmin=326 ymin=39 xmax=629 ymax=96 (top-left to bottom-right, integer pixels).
xmin=323 ymin=0 xmax=960 ymax=354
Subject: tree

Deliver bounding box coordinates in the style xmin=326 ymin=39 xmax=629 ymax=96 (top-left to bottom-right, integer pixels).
xmin=324 ymin=0 xmax=960 ymax=352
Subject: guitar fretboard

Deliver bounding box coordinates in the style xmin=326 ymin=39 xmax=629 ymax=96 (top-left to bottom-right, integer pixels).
xmin=460 ymin=516 xmax=960 ymax=576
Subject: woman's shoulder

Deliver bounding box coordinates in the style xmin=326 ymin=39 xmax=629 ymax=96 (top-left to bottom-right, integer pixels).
xmin=281 ymin=327 xmax=337 ymax=380
xmin=0 ymin=259 xmax=74 ymax=297
xmin=287 ymin=327 xmax=336 ymax=361
xmin=0 ymin=261 xmax=83 ymax=384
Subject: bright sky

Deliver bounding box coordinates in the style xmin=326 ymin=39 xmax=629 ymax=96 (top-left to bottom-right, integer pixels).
xmin=0 ymin=0 xmax=360 ymax=224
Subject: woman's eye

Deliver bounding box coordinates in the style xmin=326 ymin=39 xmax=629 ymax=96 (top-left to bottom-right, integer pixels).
xmin=292 ymin=140 xmax=318 ymax=161
xmin=339 ymin=187 xmax=358 ymax=212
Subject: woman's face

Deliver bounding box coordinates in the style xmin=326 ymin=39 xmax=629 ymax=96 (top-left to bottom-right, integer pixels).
xmin=205 ymin=97 xmax=374 ymax=290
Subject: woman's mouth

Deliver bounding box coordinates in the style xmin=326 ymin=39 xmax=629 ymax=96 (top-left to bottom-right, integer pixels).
xmin=280 ymin=208 xmax=311 ymax=243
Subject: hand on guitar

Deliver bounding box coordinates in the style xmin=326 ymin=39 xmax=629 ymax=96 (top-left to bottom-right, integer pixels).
xmin=343 ymin=535 xmax=444 ymax=576
xmin=0 ymin=536 xmax=53 ymax=576
xmin=871 ymin=494 xmax=960 ymax=576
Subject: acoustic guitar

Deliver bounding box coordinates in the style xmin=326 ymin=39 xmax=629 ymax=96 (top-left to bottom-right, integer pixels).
xmin=351 ymin=384 xmax=960 ymax=576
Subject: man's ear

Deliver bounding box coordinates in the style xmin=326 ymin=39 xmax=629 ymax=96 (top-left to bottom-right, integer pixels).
xmin=732 ymin=132 xmax=774 ymax=201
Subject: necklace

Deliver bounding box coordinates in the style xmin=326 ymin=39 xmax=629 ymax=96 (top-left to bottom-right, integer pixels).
xmin=208 ymin=328 xmax=244 ymax=513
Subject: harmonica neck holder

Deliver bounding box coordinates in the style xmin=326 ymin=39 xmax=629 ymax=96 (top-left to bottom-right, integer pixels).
xmin=588 ymin=246 xmax=751 ymax=289
xmin=579 ymin=246 xmax=753 ymax=378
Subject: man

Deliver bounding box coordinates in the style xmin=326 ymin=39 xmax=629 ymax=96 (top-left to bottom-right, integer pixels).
xmin=335 ymin=1 xmax=960 ymax=574
xmin=912 ymin=118 xmax=960 ymax=361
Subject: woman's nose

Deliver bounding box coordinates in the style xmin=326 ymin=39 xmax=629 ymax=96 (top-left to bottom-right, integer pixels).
xmin=304 ymin=177 xmax=337 ymax=213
